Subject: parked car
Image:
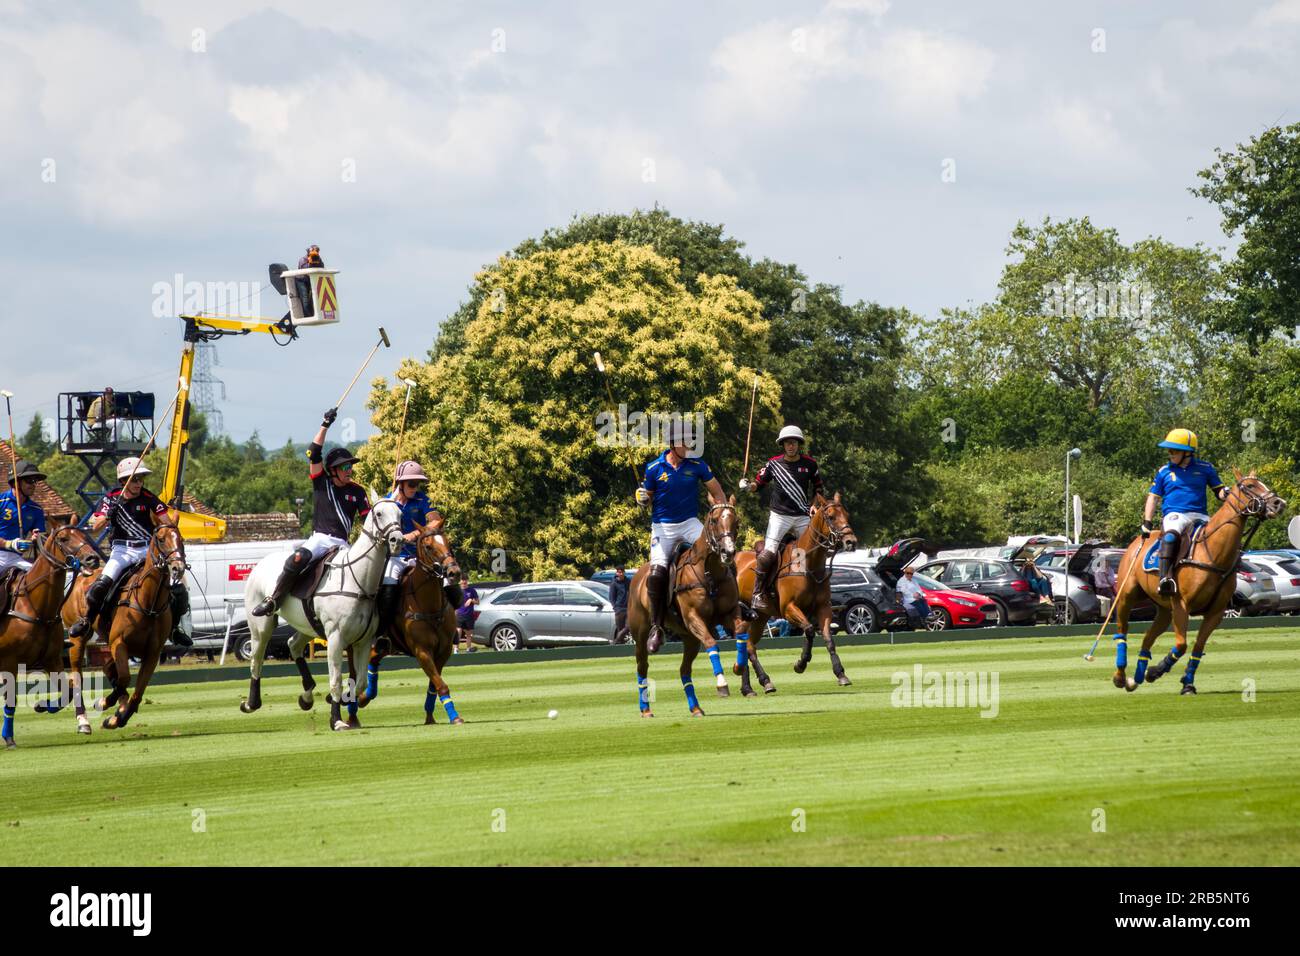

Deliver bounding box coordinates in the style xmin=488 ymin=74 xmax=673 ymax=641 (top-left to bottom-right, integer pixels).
xmin=472 ymin=580 xmax=619 ymax=650
xmin=1244 ymin=551 xmax=1300 ymax=613
xmin=912 ymin=572 xmax=997 ymax=630
xmin=828 ymin=564 xmax=908 ymax=633
xmin=1230 ymin=559 xmax=1280 ymax=617
xmin=916 ymin=544 xmax=1051 ymax=626
xmin=1033 ymin=543 xmax=1109 ymax=624
xmin=1085 ymin=548 xmax=1158 ymax=621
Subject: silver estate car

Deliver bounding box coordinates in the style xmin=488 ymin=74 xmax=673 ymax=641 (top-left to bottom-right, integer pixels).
xmin=1244 ymin=551 xmax=1300 ymax=613
xmin=473 ymin=580 xmax=617 ymax=651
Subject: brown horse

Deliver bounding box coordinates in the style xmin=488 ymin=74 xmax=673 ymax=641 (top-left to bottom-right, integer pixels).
xmin=63 ymin=524 xmax=187 ymax=731
xmin=627 ymin=498 xmax=740 ymax=716
xmin=1111 ymin=470 xmax=1286 ymax=695
xmin=355 ymin=517 xmax=464 ymax=725
xmin=0 ymin=526 xmax=102 ymax=748
xmin=733 ymin=492 xmax=858 ymax=695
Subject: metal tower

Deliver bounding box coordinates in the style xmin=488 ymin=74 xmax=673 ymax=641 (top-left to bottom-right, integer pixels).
xmin=191 ymin=340 xmax=226 ymax=433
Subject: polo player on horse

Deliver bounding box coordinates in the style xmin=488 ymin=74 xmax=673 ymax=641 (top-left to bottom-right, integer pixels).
xmin=1142 ymin=429 xmax=1227 ymax=596
xmin=252 ymin=406 xmax=370 ymax=617
xmin=738 ymin=424 xmax=823 ymax=615
xmin=67 ymin=457 xmax=191 ymax=645
xmin=635 ymin=421 xmax=728 ymax=654
xmin=377 ymin=459 xmax=462 ymax=646
xmin=0 ymin=460 xmax=47 ymax=619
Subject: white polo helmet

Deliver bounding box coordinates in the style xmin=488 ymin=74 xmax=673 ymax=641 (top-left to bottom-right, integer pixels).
xmin=776 ymin=425 xmax=805 ymax=446
xmin=394 ymin=460 xmax=429 ymax=482
xmin=116 ymin=457 xmax=151 ymax=481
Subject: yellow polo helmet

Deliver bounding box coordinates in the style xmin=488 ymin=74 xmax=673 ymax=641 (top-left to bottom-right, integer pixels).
xmin=1158 ymin=428 xmax=1198 ymax=453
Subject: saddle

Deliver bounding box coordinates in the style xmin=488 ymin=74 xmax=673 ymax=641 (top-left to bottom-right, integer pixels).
xmin=0 ymin=566 xmax=23 ymax=620
xmin=289 ymin=548 xmax=340 ymax=639
xmin=1141 ymin=520 xmax=1207 ymax=573
xmin=95 ymin=566 xmax=148 ymax=635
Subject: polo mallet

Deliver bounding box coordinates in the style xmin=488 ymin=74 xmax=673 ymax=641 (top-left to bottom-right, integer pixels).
xmin=593 ymin=352 xmax=641 ymax=488
xmin=1 ymin=389 xmax=22 ymax=538
xmin=335 ymin=327 xmax=391 ymax=409
xmin=740 ymin=373 xmax=759 ymax=483
xmin=392 ymin=377 xmax=418 ymax=475
xmin=1084 ymin=535 xmax=1144 ymax=660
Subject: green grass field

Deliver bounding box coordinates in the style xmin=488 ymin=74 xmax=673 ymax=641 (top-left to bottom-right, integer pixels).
xmin=2 ymin=628 xmax=1297 ymax=866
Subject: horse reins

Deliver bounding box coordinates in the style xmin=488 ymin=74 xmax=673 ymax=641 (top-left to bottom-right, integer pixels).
xmin=1178 ymin=480 xmax=1282 ymax=579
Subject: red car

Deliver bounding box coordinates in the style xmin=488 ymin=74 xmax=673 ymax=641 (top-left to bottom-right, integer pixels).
xmin=913 ymin=572 xmax=997 ymax=629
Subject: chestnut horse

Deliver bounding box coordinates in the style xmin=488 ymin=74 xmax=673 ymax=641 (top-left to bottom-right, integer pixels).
xmin=355 ymin=517 xmax=465 ymax=725
xmin=63 ymin=523 xmax=186 ymax=732
xmin=1111 ymin=470 xmax=1286 ymax=695
xmin=0 ymin=526 xmax=102 ymax=748
xmin=627 ymin=498 xmax=739 ymax=716
xmin=733 ymin=492 xmax=858 ymax=695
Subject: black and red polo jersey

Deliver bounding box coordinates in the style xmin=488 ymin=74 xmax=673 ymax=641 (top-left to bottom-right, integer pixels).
xmin=754 ymin=454 xmax=824 ymax=517
xmin=95 ymin=488 xmax=168 ymax=544
xmin=311 ymin=471 xmax=370 ymax=540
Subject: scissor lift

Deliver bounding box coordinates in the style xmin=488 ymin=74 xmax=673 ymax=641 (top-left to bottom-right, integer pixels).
xmin=57 ymin=390 xmax=155 ymax=537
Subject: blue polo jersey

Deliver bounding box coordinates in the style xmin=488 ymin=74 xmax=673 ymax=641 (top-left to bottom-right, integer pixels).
xmin=383 ymin=489 xmax=441 ymax=558
xmin=1149 ymin=457 xmax=1225 ymax=515
xmin=0 ymin=489 xmax=45 ymax=540
xmin=643 ymin=452 xmax=715 ymax=524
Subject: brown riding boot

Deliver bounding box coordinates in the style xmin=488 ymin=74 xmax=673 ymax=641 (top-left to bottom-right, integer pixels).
xmin=751 ymin=549 xmax=778 ymax=614
xmin=646 ymin=565 xmax=668 ymax=654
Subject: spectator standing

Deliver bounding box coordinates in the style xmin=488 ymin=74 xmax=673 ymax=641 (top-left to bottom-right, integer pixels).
xmin=897 ymin=566 xmax=929 ymax=628
xmin=455 ymin=572 xmax=479 ymax=653
xmin=295 ymin=244 xmax=324 ymax=318
xmin=609 ymin=566 xmax=630 ymax=643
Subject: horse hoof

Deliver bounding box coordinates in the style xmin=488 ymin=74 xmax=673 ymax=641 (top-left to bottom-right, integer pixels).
xmin=742 ymin=688 xmax=758 ymax=698
xmin=762 ymin=681 xmax=777 ymax=694
xmin=1112 ymin=671 xmax=1126 ymax=689
xmin=640 ymin=710 xmax=655 ymax=719
xmin=451 ymin=716 xmax=465 ymax=725
xmin=77 ymin=723 xmax=92 ymax=736
xmin=298 ymin=694 xmax=313 ymax=711
xmin=102 ymin=716 xmax=117 ymax=730
xmin=690 ymin=707 xmax=705 ymax=717
xmin=837 ymin=674 xmax=852 ymax=687
xmin=347 ymin=716 xmax=361 ymax=729
xmin=4 ymin=738 xmax=14 ymax=750
xmin=239 ymin=700 xmax=257 ymax=714
xmin=792 ymin=660 xmax=808 ymax=674
xmin=1125 ymin=678 xmax=1138 ymax=692
xmin=424 ymin=713 xmax=435 ymax=725
xmin=332 ymin=720 xmax=350 ymax=731
xmin=1181 ymin=684 xmax=1198 ymax=696
xmin=716 ymin=685 xmax=730 ymax=698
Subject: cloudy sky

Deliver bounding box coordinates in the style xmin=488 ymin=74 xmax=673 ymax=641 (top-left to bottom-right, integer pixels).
xmin=2 ymin=0 xmax=1297 ymax=444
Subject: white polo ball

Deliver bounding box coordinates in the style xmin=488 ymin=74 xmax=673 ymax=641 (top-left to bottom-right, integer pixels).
xmin=547 ymin=709 xmax=558 ymax=720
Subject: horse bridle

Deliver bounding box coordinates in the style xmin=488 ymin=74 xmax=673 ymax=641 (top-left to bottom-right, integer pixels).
xmin=703 ymin=502 xmax=737 ymax=558
xmin=1181 ymin=478 xmax=1285 ymax=578
xmin=415 ymin=527 xmax=458 ymax=577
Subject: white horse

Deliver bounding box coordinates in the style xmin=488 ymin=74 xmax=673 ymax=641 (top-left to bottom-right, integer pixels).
xmin=240 ymin=499 xmax=404 ymax=731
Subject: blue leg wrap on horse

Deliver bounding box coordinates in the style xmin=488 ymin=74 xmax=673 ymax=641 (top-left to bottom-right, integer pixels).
xmin=440 ymin=694 xmax=459 ymax=722
xmin=40 ymin=699 xmax=64 ymax=714
xmin=681 ymin=675 xmax=699 ymax=711
xmin=2 ymin=705 xmax=14 ymax=739
xmin=424 ymin=684 xmax=437 ymax=715
xmin=1113 ymin=635 xmax=1127 ymax=669
xmin=707 ymin=645 xmax=723 ymax=677
xmin=347 ymin=697 xmax=358 ymax=718
xmin=1134 ymin=649 xmax=1151 ymax=684
xmin=637 ymin=676 xmax=650 ymax=711
xmin=1182 ymin=653 xmax=1203 ymax=684
xmin=736 ymin=638 xmax=748 ymax=668
xmin=366 ymin=664 xmax=379 ymax=700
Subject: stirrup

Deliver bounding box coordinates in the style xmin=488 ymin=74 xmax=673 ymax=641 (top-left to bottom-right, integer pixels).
xmin=68 ymin=617 xmax=91 ymax=638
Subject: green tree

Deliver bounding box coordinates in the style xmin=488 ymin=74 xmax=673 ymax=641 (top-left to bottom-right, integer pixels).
xmin=1193 ymin=122 xmax=1300 ymax=343
xmin=361 ymin=240 xmax=774 ymax=578
xmin=20 ymin=413 xmax=53 ymax=461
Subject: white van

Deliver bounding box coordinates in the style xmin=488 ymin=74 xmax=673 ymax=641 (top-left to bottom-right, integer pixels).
xmin=180 ymin=537 xmax=303 ymax=651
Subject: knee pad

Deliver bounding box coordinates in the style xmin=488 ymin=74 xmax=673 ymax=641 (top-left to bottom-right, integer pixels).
xmin=1163 ymin=532 xmax=1178 ymax=545
xmin=286 ymin=548 xmax=311 ymax=572
xmin=88 ymin=575 xmax=115 ymax=601
xmin=648 ymin=565 xmax=668 ymax=583
xmin=170 ymin=583 xmax=190 ymax=615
